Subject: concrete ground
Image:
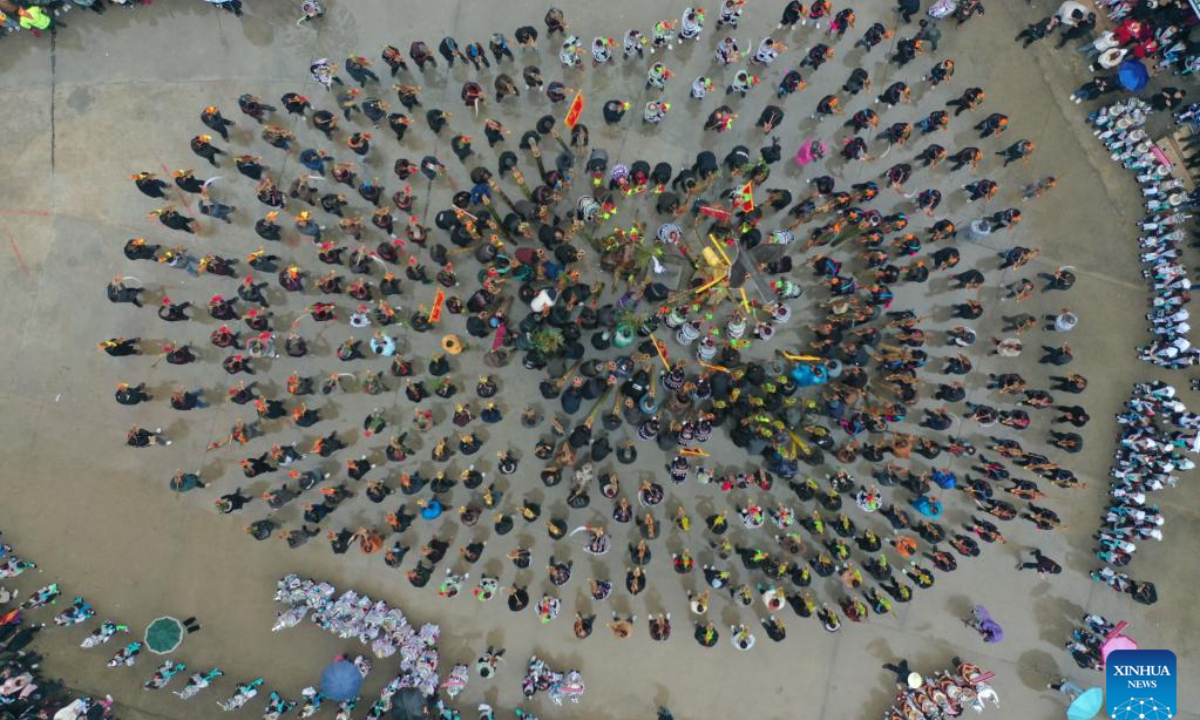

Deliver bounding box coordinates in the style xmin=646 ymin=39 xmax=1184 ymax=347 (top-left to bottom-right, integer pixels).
xmin=0 ymin=1 xmax=1196 ymax=720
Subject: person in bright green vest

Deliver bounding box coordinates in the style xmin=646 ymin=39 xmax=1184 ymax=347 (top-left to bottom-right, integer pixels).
xmin=17 ymin=6 xmax=62 ymax=36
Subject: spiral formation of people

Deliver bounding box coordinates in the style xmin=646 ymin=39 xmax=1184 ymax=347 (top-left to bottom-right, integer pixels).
xmin=1 ymin=0 xmax=1198 ymax=719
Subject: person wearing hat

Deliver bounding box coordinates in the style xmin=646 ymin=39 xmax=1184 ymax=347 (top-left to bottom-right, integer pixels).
xmin=99 ymin=337 xmax=141 ymax=357
xmin=201 ymin=106 xmax=235 ymax=141
xmin=255 ymin=211 xmax=282 ymax=242
xmin=131 ymin=172 xmax=169 ymax=199
xmin=234 ymin=154 xmax=264 ymax=180
xmin=152 ymin=207 xmax=196 ymax=233
xmin=172 ymin=168 xmax=204 ymax=194
xmin=281 ymin=92 xmax=312 ymax=115
xmin=114 ymin=381 xmax=151 ymax=405
xmin=345 ymin=55 xmax=379 ymax=85
xmin=237 ymin=93 xmax=275 ymax=122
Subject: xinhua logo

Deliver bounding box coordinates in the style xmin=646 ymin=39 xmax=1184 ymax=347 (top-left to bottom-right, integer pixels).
xmin=1106 ymin=650 xmax=1176 ymax=719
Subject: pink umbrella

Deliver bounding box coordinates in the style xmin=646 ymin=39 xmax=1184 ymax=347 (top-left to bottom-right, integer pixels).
xmin=1100 ymin=621 xmax=1139 ymax=667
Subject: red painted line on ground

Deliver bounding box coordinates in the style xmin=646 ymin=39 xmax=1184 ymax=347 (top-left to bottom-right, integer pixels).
xmin=0 ymin=209 xmax=54 ymax=218
xmin=5 ymin=230 xmax=31 ymax=276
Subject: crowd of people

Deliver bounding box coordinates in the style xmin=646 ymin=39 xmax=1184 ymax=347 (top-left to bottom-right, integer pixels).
xmin=4 ymin=532 xmax=368 ymax=720
xmin=1097 ymin=0 xmax=1199 ymax=75
xmin=1084 ymin=98 xmax=1200 ymax=367
xmin=0 ymin=0 xmax=150 ymax=39
xmin=1063 ymin=612 xmax=1119 ymax=671
xmin=98 ymin=0 xmax=1109 ymax=680
xmin=1091 ymin=381 xmax=1196 ymax=607
xmin=3 ymin=0 xmax=1194 ymax=715
xmin=1 ymin=535 xmax=124 ymax=720
xmin=1045 ymin=0 xmax=1200 ymax=80
xmin=881 ymin=658 xmax=999 ymax=720
xmin=274 ymin=573 xmax=451 ymax=709
xmin=1029 ymin=0 xmax=1200 ymax=367
xmin=0 ymin=0 xmax=310 ymax=40
xmin=275 ymin=574 xmax=576 ymax=718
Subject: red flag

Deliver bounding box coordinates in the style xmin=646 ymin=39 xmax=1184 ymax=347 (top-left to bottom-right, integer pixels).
xmin=428 ymin=289 xmax=445 ymax=324
xmin=699 ymin=205 xmax=732 ymax=221
xmin=564 ymin=92 xmax=585 ymax=130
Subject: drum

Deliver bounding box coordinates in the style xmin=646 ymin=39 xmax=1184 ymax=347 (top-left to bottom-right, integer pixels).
xmin=442 ymin=334 xmax=464 ymax=355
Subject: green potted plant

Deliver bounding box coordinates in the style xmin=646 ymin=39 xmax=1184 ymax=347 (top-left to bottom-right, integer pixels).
xmin=614 ymin=309 xmax=640 ymax=348
xmin=529 ymin=327 xmax=566 ymax=359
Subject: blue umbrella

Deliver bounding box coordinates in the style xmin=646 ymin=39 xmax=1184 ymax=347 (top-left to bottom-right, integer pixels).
xmin=320 ymin=660 xmax=362 ymax=701
xmin=389 ymin=688 xmax=431 ymax=720
xmin=1118 ymin=60 xmax=1149 ymax=91
xmin=1067 ymin=687 xmax=1104 ymax=720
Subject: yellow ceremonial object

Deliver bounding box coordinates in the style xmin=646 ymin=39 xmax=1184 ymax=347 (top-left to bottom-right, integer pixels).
xmin=707 ymin=234 xmax=733 ymax=266
xmin=693 ymin=273 xmax=728 ymax=295
xmin=700 ymin=247 xmax=723 ymax=268
xmin=782 ymin=351 xmax=823 ymax=362
xmin=442 ymin=334 xmax=464 ymax=355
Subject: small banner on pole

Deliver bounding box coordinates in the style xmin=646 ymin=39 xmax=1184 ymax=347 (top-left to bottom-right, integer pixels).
xmin=652 ymin=336 xmax=672 ymax=370
xmin=564 ymin=92 xmax=585 ymax=130
xmin=736 ymin=181 xmax=755 ymax=213
xmin=699 ymin=205 xmax=732 ymax=221
xmin=428 ymin=289 xmax=445 ymax=324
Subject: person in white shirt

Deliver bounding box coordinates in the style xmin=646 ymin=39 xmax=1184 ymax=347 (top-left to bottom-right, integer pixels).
xmin=1055 ymin=1 xmax=1088 ymax=26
